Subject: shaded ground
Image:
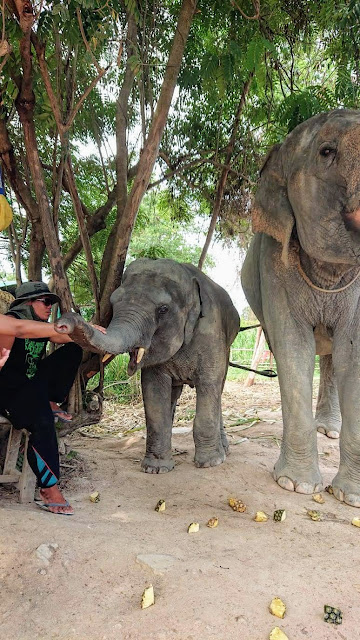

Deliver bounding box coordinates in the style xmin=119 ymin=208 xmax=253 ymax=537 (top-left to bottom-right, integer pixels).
xmin=1 ymin=379 xmax=359 ymax=640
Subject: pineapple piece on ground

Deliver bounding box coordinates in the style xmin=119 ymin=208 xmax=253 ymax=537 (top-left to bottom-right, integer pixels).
xmin=207 ymin=517 xmax=219 ymax=528
xmin=306 ymin=509 xmax=322 ymax=521
xmin=325 ymin=485 xmax=334 ymax=494
xmin=155 ymin=500 xmax=166 ymax=512
xmin=187 ymin=522 xmax=200 ymax=533
xmin=269 ymin=597 xmax=286 ymax=619
xmin=228 ymin=497 xmax=247 ymax=512
xmin=141 ymin=585 xmax=155 ymax=609
xmin=254 ymin=511 xmax=268 ymax=522
xmin=273 ymin=509 xmax=286 ymax=522
xmin=324 ymin=604 xmax=342 ymax=624
xmin=269 ymin=628 xmax=289 ymax=640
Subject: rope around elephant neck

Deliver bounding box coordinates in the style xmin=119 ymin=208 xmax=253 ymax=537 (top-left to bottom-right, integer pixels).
xmin=297 ymin=260 xmax=360 ymax=293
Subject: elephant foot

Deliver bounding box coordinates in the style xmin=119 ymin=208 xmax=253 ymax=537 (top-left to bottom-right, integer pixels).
xmin=141 ymin=456 xmax=175 ymax=474
xmin=194 ymin=447 xmax=226 ymax=468
xmin=316 ymin=418 xmax=341 ymax=439
xmin=315 ymin=408 xmax=341 ymax=439
xmin=317 ymin=426 xmax=340 ymax=439
xmin=332 ymin=471 xmax=360 ymax=508
xmin=274 ymin=457 xmax=322 ymax=494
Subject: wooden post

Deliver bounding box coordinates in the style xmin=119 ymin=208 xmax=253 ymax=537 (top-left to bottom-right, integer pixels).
xmin=244 ymin=328 xmax=266 ymax=387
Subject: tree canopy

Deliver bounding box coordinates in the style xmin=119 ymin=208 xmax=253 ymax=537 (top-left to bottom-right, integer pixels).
xmin=0 ymin=0 xmax=359 ymax=311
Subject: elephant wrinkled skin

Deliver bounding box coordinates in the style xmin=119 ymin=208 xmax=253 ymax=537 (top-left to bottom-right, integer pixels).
xmin=241 ymin=109 xmax=360 ymax=507
xmin=56 ymin=259 xmax=240 ymax=473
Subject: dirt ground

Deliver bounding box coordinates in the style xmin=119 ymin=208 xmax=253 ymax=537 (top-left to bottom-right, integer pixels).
xmin=1 ymin=378 xmax=359 ymax=640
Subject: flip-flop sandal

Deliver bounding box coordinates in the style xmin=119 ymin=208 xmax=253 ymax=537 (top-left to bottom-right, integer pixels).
xmin=52 ymin=409 xmax=72 ymax=423
xmin=35 ymin=500 xmax=74 ymax=515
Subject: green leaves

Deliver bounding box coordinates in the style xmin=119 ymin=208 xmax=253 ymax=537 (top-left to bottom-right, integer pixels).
xmin=243 ymin=36 xmax=277 ymax=73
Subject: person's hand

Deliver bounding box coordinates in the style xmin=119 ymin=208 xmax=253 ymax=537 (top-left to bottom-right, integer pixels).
xmin=0 ymin=346 xmax=10 ymax=368
xmin=91 ymin=324 xmax=107 ymax=334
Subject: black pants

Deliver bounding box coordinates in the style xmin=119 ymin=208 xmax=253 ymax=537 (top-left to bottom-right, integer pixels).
xmin=1 ymin=343 xmax=82 ymax=488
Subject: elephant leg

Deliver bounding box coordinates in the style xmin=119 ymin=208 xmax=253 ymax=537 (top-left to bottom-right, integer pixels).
xmin=331 ymin=337 xmax=360 ymax=507
xmin=315 ymin=354 xmax=341 ymax=439
xmin=193 ymin=384 xmax=225 ymax=468
xmin=264 ymin=307 xmax=322 ymax=494
xmin=140 ymin=368 xmax=175 ymax=474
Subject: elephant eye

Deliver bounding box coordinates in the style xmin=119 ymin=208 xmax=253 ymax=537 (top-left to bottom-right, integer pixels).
xmin=319 ymin=144 xmax=336 ymax=157
xmin=158 ymin=305 xmax=169 ymax=315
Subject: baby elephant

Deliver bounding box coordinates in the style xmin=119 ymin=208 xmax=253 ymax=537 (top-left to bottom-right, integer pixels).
xmin=56 ymin=259 xmax=240 ymax=473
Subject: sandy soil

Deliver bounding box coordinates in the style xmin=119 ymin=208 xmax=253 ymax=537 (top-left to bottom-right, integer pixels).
xmin=1 ymin=379 xmax=359 ymax=640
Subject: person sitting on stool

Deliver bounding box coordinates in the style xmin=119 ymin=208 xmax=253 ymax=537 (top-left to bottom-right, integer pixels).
xmin=0 ymin=281 xmax=103 ymax=516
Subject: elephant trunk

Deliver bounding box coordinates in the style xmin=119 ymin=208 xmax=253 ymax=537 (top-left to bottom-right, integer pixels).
xmin=54 ymin=312 xmax=148 ymax=366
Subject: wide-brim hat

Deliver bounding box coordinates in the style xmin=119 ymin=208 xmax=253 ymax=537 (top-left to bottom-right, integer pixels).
xmin=9 ymin=281 xmax=60 ymax=309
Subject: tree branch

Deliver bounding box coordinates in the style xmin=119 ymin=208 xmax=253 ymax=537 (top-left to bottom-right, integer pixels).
xmin=231 ymin=0 xmax=260 ymax=20
xmin=198 ymin=73 xmax=253 ymax=270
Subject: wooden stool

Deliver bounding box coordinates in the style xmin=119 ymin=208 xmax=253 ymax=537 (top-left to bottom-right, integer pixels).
xmin=0 ymin=420 xmax=36 ymax=503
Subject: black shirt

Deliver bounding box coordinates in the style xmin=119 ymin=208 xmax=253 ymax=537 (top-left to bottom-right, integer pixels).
xmin=0 ymin=312 xmax=47 ymax=389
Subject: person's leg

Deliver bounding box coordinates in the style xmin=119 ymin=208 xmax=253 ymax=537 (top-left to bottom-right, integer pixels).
xmin=4 ymin=380 xmax=73 ymax=514
xmin=37 ymin=343 xmax=82 ymax=421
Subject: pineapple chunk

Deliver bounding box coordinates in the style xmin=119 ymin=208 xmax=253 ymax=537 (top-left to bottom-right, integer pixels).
xmin=269 ymin=597 xmax=286 ymax=619
xmin=155 ymin=500 xmax=166 ymax=512
xmin=228 ymin=497 xmax=246 ymax=512
xmin=141 ymin=584 xmax=154 ymax=609
xmin=207 ymin=517 xmax=219 ymax=528
xmin=269 ymin=628 xmax=289 ymax=640
xmin=273 ymin=509 xmax=286 ymax=522
xmin=254 ymin=511 xmax=268 ymax=522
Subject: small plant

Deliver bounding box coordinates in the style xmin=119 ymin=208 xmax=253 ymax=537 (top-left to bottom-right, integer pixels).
xmin=88 ymin=354 xmax=141 ymax=404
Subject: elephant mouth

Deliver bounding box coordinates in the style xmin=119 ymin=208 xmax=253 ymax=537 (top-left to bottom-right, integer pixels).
xmin=128 ymin=347 xmax=145 ymax=376
xmin=343 ymin=207 xmax=360 ymax=232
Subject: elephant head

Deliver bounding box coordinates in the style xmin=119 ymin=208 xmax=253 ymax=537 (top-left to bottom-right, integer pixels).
xmin=55 ymin=259 xmax=210 ymax=375
xmin=253 ymin=109 xmax=360 ymax=265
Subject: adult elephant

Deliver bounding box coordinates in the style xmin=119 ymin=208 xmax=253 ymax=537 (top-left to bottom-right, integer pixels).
xmin=241 ymin=109 xmax=360 ymax=507
xmin=56 ymin=259 xmax=240 ymax=473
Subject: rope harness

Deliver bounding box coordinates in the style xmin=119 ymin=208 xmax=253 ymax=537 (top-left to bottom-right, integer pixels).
xmin=297 ymin=261 xmax=360 ymax=294
xmin=229 ymin=324 xmax=277 ymax=378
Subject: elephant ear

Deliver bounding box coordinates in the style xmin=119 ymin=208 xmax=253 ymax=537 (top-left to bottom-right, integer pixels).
xmin=184 ymin=275 xmax=211 ymax=345
xmin=252 ymin=142 xmax=294 ymax=265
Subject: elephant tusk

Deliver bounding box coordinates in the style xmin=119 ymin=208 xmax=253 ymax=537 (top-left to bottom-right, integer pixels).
xmin=102 ymin=353 xmax=113 ymax=363
xmin=136 ymin=347 xmax=145 ymax=363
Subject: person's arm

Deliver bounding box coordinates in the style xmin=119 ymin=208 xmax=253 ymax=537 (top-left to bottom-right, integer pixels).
xmin=0 ymin=314 xmax=60 ymax=339
xmin=0 ymin=313 xmax=106 ymax=344
xmin=49 ymin=323 xmax=106 ymax=344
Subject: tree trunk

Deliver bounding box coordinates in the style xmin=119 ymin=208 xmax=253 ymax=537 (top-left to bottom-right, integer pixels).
xmin=100 ymin=0 xmax=197 ymax=322
xmin=28 ymin=224 xmax=46 ymax=280
xmin=15 ymin=31 xmax=73 ymax=310
xmin=100 ymin=12 xmax=138 ymax=292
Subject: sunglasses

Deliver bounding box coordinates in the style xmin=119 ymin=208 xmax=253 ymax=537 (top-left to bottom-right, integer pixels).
xmin=35 ymin=297 xmax=53 ymax=307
